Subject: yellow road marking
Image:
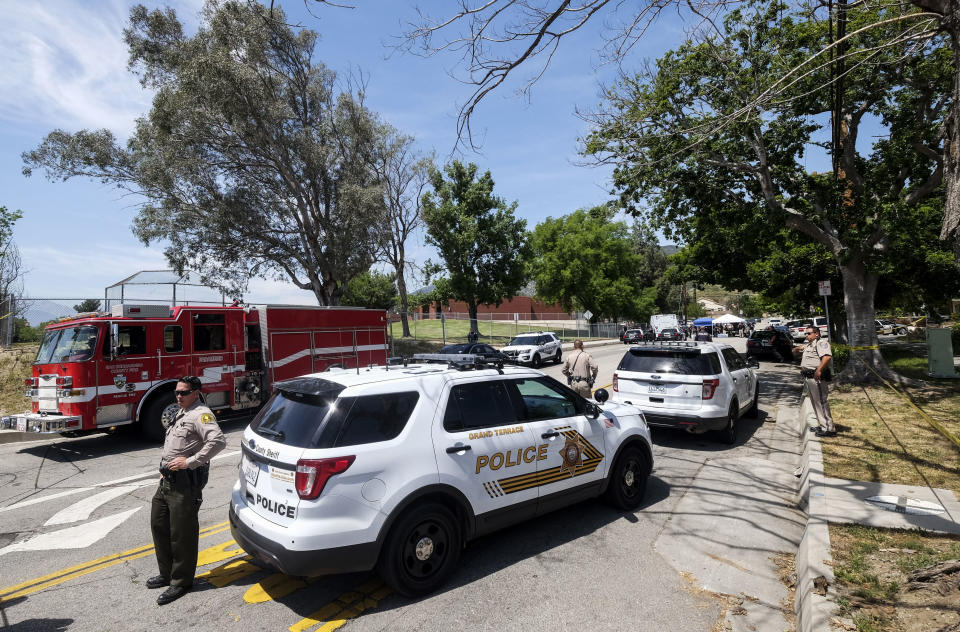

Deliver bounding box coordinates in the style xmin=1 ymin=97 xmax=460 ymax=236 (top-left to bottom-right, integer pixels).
xmin=196 ymin=539 xmax=244 ymax=567
xmin=244 ymin=573 xmax=309 ymax=603
xmin=195 ymin=557 xmax=260 ymax=587
xmin=288 ymin=578 xmax=391 ymax=632
xmin=0 ymin=520 xmax=230 ymax=603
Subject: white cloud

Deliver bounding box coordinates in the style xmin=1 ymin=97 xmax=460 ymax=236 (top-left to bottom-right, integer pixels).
xmin=21 ymin=241 xmax=169 ymax=298
xmin=0 ymin=0 xmax=202 ymax=137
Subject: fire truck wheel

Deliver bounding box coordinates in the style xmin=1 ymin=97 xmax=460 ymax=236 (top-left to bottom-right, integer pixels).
xmin=142 ymin=394 xmax=179 ymax=442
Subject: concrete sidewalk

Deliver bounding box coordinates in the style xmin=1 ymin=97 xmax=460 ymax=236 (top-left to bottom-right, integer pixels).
xmin=793 ymin=395 xmax=960 ymax=632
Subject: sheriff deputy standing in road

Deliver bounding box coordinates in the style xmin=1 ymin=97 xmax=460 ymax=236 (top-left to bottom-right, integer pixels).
xmin=562 ymin=339 xmax=599 ymax=399
xmin=148 ymin=376 xmax=226 ymax=605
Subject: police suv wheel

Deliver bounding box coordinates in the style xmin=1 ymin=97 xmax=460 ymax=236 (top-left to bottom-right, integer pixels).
xmin=719 ymin=403 xmax=738 ymax=445
xmin=532 ymin=354 xmax=542 ymax=368
xmin=555 ymin=349 xmax=562 ymax=364
xmin=378 ymin=502 xmax=461 ymax=597
xmin=747 ymin=385 xmax=759 ymax=418
xmin=604 ymin=446 xmax=649 ymax=510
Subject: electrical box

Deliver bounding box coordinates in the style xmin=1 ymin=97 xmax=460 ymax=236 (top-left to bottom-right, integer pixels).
xmin=927 ymin=327 xmax=959 ymax=378
xmin=110 ymin=304 xmax=171 ymax=318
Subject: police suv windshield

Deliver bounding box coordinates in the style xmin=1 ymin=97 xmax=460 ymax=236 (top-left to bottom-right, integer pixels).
xmin=507 ymin=336 xmax=538 ymax=346
xmin=35 ymin=326 xmax=99 ymax=364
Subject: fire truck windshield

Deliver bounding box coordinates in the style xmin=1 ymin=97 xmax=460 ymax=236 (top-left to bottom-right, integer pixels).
xmin=35 ymin=326 xmax=100 ymax=364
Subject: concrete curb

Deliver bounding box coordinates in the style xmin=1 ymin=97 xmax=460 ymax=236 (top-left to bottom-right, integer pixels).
xmin=794 ymin=396 xmax=837 ymax=632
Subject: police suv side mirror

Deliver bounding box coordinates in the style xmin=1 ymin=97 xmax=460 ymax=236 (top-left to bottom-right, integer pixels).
xmin=584 ymin=402 xmax=601 ymax=419
xmin=746 ymin=357 xmax=759 ymax=369
xmin=593 ymin=388 xmax=609 ymax=404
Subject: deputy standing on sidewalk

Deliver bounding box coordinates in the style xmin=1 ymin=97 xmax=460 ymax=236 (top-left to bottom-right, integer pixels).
xmin=795 ymin=326 xmax=836 ymax=437
xmin=148 ymin=376 xmax=226 ymax=605
xmin=562 ymin=340 xmax=599 ymax=399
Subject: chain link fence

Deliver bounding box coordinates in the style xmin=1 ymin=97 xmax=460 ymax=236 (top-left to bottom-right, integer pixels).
xmin=389 ymin=311 xmax=620 ymax=346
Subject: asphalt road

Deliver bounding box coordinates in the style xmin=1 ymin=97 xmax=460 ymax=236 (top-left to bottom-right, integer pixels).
xmin=0 ymin=337 xmax=805 ymax=632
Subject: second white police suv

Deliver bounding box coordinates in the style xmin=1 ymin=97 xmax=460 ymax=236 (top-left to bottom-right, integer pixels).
xmin=611 ymin=340 xmax=760 ymax=445
xmin=230 ymin=353 xmax=653 ymax=596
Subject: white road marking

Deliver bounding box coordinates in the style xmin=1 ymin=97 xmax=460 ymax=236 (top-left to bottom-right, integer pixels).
xmin=0 ymin=449 xmax=240 ymax=514
xmin=43 ymin=481 xmax=153 ymax=526
xmin=0 ymin=508 xmax=141 ymax=556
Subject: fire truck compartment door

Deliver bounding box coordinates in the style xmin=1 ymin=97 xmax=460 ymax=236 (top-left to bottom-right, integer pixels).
xmin=269 ymin=332 xmax=313 ymax=382
xmin=312 ymin=330 xmax=356 ymax=372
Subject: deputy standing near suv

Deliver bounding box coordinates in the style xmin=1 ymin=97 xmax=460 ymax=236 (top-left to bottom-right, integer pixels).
xmin=562 ymin=340 xmax=599 ymax=398
xmin=148 ymin=376 xmax=226 ymax=605
xmin=795 ymin=327 xmax=836 ymax=437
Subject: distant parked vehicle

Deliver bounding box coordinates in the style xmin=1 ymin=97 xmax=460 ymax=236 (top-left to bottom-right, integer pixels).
xmin=438 ymin=343 xmax=510 ymax=363
xmin=622 ymin=329 xmax=644 ymax=344
xmin=746 ymin=330 xmax=795 ymax=363
xmin=657 ymin=328 xmax=682 ymax=341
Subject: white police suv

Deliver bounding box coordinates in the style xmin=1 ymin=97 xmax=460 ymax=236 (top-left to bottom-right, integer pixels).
xmin=610 ymin=341 xmax=759 ymax=444
xmin=499 ymin=331 xmax=562 ymax=367
xmin=230 ymin=354 xmax=653 ymax=596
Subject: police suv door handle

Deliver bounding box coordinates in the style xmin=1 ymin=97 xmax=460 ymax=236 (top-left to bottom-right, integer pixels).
xmin=446 ymin=445 xmax=471 ymax=454
xmin=541 ymin=431 xmax=560 ymax=439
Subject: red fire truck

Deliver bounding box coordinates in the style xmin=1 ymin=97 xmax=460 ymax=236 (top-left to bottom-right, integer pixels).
xmin=1 ymin=304 xmax=388 ymax=441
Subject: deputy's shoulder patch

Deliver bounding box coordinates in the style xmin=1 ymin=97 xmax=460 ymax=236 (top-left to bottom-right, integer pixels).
xmin=200 ymin=413 xmax=216 ymax=424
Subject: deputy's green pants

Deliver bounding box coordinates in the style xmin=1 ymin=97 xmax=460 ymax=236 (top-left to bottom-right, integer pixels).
xmin=151 ymin=474 xmax=202 ymax=587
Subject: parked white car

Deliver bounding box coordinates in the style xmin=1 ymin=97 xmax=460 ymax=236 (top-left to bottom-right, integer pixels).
xmin=499 ymin=331 xmax=562 ymax=367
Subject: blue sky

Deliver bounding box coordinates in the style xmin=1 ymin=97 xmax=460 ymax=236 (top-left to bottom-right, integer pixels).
xmin=0 ymin=0 xmax=698 ymax=306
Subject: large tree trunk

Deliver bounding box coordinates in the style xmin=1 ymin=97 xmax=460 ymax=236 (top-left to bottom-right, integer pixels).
xmin=837 ymin=254 xmax=911 ymax=383
xmin=921 ymin=0 xmax=960 ymax=263
xmin=468 ymin=301 xmax=479 ymax=337
xmin=396 ymin=272 xmax=412 ymax=337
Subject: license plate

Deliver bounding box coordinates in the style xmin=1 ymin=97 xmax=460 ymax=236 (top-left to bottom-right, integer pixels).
xmin=16 ymin=418 xmax=26 ymax=432
xmin=243 ymin=456 xmax=260 ymax=486
xmin=648 ymin=385 xmax=665 ymax=393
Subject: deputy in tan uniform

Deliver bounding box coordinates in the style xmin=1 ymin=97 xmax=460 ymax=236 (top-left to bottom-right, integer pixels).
xmin=795 ymin=326 xmax=836 ymax=437
xmin=562 ymin=340 xmax=599 ymax=399
xmin=148 ymin=376 xmax=226 ymax=605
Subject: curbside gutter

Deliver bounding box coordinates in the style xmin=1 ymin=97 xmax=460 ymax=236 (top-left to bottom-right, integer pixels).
xmin=794 ymin=396 xmax=837 ymax=632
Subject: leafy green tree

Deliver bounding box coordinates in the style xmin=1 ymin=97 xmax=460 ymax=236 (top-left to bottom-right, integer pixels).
xmin=529 ymin=206 xmax=659 ymax=322
xmin=340 ymin=271 xmax=398 ymax=311
xmin=397 ymin=2 xmax=960 ymax=264
xmin=372 ymin=132 xmax=433 ymax=337
xmin=421 ymin=162 xmax=530 ymax=332
xmin=0 ymin=206 xmax=26 ymax=346
xmin=73 ymin=299 xmax=101 ymax=313
xmin=583 ymin=1 xmax=955 ymax=381
xmin=23 ymin=1 xmax=390 ymax=305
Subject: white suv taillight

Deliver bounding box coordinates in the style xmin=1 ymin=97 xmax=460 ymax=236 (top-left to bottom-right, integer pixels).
xmin=295 ymin=456 xmax=356 ymax=500
xmin=613 ymin=373 xmax=619 ymax=392
xmin=702 ymin=379 xmax=720 ymax=400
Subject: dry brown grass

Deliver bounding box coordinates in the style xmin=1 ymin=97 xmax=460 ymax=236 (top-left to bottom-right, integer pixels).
xmin=825 ymin=384 xmax=960 ymax=496
xmin=0 ymin=345 xmax=37 ymax=416
xmin=829 ymin=523 xmax=960 ymax=632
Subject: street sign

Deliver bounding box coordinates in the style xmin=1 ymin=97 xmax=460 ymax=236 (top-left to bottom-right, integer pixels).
xmin=583 ymin=310 xmax=593 ymax=320
xmin=818 ymin=281 xmax=831 ymax=296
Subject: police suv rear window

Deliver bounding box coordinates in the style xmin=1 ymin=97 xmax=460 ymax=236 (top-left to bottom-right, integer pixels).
xmin=251 ymin=384 xmax=419 ymax=449
xmin=618 ymin=349 xmax=721 ymax=375
xmin=250 ymin=377 xmax=344 ymax=447
xmin=328 ymin=392 xmax=420 ymax=447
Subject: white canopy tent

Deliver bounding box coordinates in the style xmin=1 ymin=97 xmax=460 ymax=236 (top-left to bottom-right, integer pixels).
xmin=713 ymin=313 xmax=745 ymax=324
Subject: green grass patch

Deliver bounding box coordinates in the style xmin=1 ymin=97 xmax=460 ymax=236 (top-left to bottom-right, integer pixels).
xmin=389 ymin=318 xmax=597 ymax=345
